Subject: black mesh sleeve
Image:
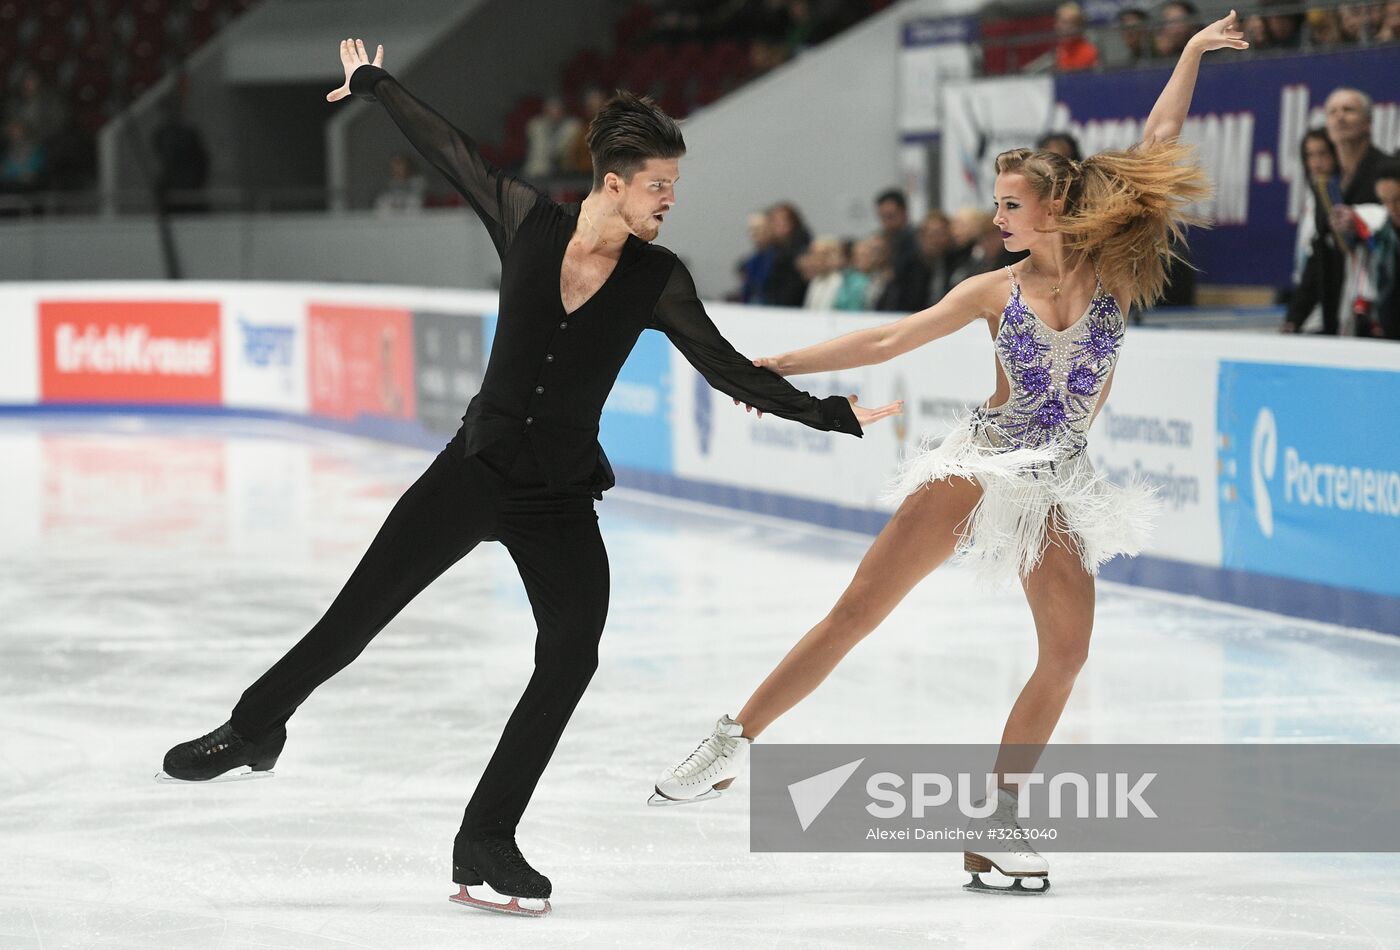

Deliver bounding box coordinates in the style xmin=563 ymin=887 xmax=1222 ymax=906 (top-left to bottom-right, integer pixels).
xmin=350 ymin=64 xmax=540 ymax=259
xmin=650 ymin=259 xmax=862 ymax=436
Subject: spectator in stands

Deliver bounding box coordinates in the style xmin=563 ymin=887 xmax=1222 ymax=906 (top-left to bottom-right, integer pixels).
xmin=1361 ymin=160 xmax=1400 ymax=339
xmin=0 ymin=119 xmax=47 ymax=192
xmin=851 ymin=233 xmax=896 ymax=310
xmin=763 ymin=201 xmax=812 ymax=307
xmin=918 ymin=210 xmax=955 ymax=306
xmin=949 ymin=211 xmax=1017 ymax=287
xmin=6 ymin=69 xmax=68 ymax=146
xmin=1037 ymin=131 xmax=1084 ymax=162
xmin=1109 ymin=6 xmax=1151 ymax=66
xmin=523 ymin=97 xmax=580 ymax=178
xmin=947 ymin=206 xmax=985 ymax=278
xmin=1053 ymin=2 xmax=1100 ymax=71
xmin=152 ymin=96 xmax=210 ymax=213
xmin=1327 ymin=88 xmax=1389 ymax=229
xmin=1337 ymin=3 xmax=1378 ymax=43
xmin=564 ymin=88 xmax=607 ymax=176
xmin=1305 ymin=6 xmax=1343 ymax=45
xmin=1282 ymin=130 xmax=1343 ymax=333
xmin=802 ymin=236 xmax=846 ymax=310
xmin=1242 ymin=14 xmax=1271 ymax=49
xmin=374 ymin=152 xmax=427 ymax=213
xmin=1261 ymin=0 xmax=1305 ymax=48
xmin=1380 ymin=1 xmax=1400 ymax=40
xmin=874 ymin=188 xmax=929 ymax=311
xmin=834 ymin=238 xmax=873 ymax=310
xmin=737 ymin=211 xmax=775 ymax=303
xmin=1153 ymin=1 xmax=1199 ymax=58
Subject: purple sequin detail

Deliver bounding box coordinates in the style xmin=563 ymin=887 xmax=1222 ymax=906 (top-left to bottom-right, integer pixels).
xmin=1003 ymin=331 xmax=1040 ymax=364
xmin=1066 ymin=364 xmax=1099 ymax=396
xmin=1034 ymin=398 xmax=1067 ymax=429
xmin=1084 ymin=322 xmax=1119 ymax=361
xmin=1020 ymin=365 xmax=1052 ymax=394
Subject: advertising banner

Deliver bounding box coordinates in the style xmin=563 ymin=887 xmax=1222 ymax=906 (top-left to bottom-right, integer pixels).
xmin=39 ymin=300 xmax=222 ymax=405
xmin=600 ymin=327 xmax=673 ymax=474
xmin=1052 ymin=47 xmax=1400 ymax=287
xmin=0 ymin=288 xmax=38 ymax=404
xmin=413 ymin=310 xmax=486 ymax=436
xmin=940 ymin=75 xmax=1055 ymax=214
xmin=222 ymin=290 xmax=307 ymax=413
xmin=306 ymin=303 xmax=415 ymax=421
xmin=1217 ymin=360 xmax=1400 ymax=598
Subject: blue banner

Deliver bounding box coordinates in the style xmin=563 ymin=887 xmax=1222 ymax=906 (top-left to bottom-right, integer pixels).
xmin=1053 ymin=47 xmax=1400 ymax=289
xmin=1217 ymin=360 xmax=1400 ymax=598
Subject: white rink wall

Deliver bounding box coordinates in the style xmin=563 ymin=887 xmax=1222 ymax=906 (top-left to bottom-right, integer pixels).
xmin=1 ymin=280 xmax=1398 ymax=634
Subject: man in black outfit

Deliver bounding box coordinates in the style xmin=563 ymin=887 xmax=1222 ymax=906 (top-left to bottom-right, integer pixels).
xmin=160 ymin=39 xmax=899 ymax=915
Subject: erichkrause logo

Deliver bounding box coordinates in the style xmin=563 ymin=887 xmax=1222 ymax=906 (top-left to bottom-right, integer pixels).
xmin=40 ymin=300 xmax=223 ymax=404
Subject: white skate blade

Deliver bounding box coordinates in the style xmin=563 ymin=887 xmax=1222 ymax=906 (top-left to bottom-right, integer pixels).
xmin=963 ymin=872 xmax=1051 ymax=896
xmin=154 ymin=769 xmax=275 ymax=785
xmin=450 ymin=884 xmax=550 ymax=917
xmin=647 ymin=787 xmax=723 ymax=807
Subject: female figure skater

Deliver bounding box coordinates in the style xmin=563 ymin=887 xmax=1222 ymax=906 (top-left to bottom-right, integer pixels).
xmin=650 ymin=11 xmax=1247 ymax=894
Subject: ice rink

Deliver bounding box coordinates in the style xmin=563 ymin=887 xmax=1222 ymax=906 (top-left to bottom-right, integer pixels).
xmin=3 ymin=413 xmax=1399 ymax=950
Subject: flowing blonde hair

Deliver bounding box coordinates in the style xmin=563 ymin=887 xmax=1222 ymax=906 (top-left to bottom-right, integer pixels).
xmin=994 ymin=141 xmax=1211 ymax=311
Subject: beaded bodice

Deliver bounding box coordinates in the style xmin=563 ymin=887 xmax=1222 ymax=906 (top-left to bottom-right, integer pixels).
xmin=983 ymin=267 xmax=1124 ymax=456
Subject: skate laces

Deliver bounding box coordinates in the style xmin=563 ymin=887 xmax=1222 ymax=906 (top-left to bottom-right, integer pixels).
xmin=674 ymin=730 xmax=736 ymax=783
xmin=190 ymin=724 xmax=238 ymax=759
xmin=481 ymin=838 xmax=537 ymax=878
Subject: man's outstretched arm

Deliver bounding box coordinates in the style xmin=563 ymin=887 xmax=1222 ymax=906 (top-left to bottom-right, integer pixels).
xmin=327 ymin=38 xmax=539 ymax=257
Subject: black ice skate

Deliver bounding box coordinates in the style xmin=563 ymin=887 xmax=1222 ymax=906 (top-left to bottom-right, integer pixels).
xmin=156 ymin=721 xmax=286 ymax=783
xmin=450 ymin=836 xmax=552 ymax=917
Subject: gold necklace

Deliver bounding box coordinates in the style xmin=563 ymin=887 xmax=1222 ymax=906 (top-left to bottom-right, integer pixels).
xmin=1028 ymin=259 xmax=1062 ymax=297
xmin=580 ymin=203 xmax=607 ymax=246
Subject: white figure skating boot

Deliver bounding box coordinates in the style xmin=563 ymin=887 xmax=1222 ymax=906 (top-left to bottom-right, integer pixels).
xmin=648 ymin=715 xmax=751 ymax=806
xmin=963 ymin=787 xmax=1051 ymax=895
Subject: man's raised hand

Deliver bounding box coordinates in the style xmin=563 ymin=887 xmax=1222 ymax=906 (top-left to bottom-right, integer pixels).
xmin=327 ymin=38 xmax=384 ymax=103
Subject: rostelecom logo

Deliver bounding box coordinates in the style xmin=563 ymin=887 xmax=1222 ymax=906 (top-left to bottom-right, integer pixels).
xmin=1251 ymin=407 xmax=1277 ymax=538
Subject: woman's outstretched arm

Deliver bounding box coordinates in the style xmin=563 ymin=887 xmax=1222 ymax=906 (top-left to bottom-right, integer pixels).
xmin=1140 ymin=11 xmax=1249 ymax=147
xmin=759 ymin=271 xmax=1001 ymax=378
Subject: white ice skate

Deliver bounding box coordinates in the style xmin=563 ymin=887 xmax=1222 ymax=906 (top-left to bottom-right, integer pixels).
xmin=648 ymin=715 xmax=751 ymax=806
xmin=963 ymin=788 xmax=1051 ymax=895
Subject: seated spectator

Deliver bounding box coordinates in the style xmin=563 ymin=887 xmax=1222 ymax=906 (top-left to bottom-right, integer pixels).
xmin=762 ymin=201 xmax=812 ymax=307
xmin=1380 ymin=1 xmax=1400 ymax=40
xmin=563 ymin=88 xmax=607 ymax=176
xmin=1037 ymin=131 xmax=1083 ymax=162
xmin=1053 ymin=2 xmax=1100 ymax=71
xmin=949 ymin=211 xmax=1017 ymax=287
xmin=523 ymin=97 xmax=581 ymax=179
xmin=947 ymin=206 xmax=985 ymax=278
xmin=374 ymin=153 xmax=427 ymax=213
xmin=1153 ymin=1 xmax=1198 ymax=59
xmin=1242 ymin=14 xmax=1272 ymax=49
xmin=0 ymin=119 xmax=48 ymax=192
xmin=802 ymin=237 xmax=846 ymax=310
xmin=736 ymin=211 xmax=774 ymax=304
xmin=1360 ymin=160 xmax=1400 ymax=339
xmin=1283 ymin=130 xmax=1343 ymax=334
xmin=1106 ymin=6 xmax=1151 ymax=66
xmin=875 ymin=187 xmax=929 ymax=311
xmin=837 ymin=236 xmax=883 ymax=311
xmin=1338 ymin=3 xmax=1378 ymax=43
xmin=5 ymin=69 xmax=68 ymax=146
xmin=1305 ymin=6 xmax=1343 ymax=46
xmin=919 ymin=210 xmax=955 ymax=306
xmin=1262 ymin=0 xmax=1305 ymax=48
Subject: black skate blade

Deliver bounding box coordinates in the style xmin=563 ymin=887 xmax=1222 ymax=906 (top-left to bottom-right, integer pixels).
xmin=646 ymin=787 xmax=722 ymax=807
xmin=963 ymin=872 xmax=1051 ymax=896
xmin=154 ymin=769 xmax=275 ymax=785
xmin=450 ymin=884 xmax=550 ymax=917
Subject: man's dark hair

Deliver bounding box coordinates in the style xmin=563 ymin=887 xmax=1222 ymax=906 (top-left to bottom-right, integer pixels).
xmin=1117 ymin=6 xmax=1147 ymax=22
xmin=875 ymin=189 xmax=907 ymax=210
xmin=586 ymin=90 xmax=686 ymax=191
xmin=1036 ymin=131 xmax=1084 ymax=163
xmin=1375 ymin=159 xmax=1400 ymax=188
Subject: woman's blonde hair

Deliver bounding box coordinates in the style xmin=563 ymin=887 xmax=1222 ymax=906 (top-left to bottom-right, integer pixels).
xmin=994 ymin=141 xmax=1211 ymax=311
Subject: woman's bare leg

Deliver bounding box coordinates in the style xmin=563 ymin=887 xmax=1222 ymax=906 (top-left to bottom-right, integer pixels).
xmin=735 ymin=475 xmax=983 ymax=738
xmin=992 ymin=519 xmax=1095 ymax=784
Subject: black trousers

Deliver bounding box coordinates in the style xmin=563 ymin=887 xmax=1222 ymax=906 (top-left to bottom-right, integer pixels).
xmin=230 ymin=431 xmax=609 ymax=840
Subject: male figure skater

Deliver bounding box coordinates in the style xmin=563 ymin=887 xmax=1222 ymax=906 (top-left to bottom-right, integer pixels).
xmin=159 ymin=38 xmax=900 ymax=916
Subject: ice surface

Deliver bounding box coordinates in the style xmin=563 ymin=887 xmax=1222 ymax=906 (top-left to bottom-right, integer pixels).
xmin=2 ymin=414 xmax=1397 ymax=949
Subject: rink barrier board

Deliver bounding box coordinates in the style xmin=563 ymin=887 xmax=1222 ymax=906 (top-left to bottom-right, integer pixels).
xmin=3 ymin=282 xmax=1399 ymax=638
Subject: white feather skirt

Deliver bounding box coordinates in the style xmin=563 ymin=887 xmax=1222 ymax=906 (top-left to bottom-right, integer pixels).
xmin=883 ymin=412 xmax=1159 ymax=587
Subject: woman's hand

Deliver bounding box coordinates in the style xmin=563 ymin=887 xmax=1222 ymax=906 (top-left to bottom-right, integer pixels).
xmin=850 ymin=395 xmax=903 ymax=428
xmin=327 ymin=38 xmax=384 ymax=103
xmin=1188 ymin=10 xmax=1250 ymax=55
